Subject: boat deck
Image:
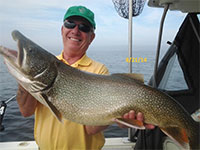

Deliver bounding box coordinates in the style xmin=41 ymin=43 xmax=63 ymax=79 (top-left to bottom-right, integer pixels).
xmin=0 ymin=136 xmax=184 ymax=150
xmin=0 ymin=138 xmax=135 ymax=150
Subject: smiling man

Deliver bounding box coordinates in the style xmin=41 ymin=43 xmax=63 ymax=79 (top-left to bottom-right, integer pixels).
xmin=61 ymin=7 xmax=96 ymax=65
xmin=16 ymin=6 xmax=154 ymax=150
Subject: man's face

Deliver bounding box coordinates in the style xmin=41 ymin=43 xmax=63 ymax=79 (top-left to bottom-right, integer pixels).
xmin=61 ymin=16 xmax=95 ymax=56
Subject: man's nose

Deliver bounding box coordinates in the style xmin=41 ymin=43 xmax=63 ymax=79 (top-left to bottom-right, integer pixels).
xmin=71 ymin=25 xmax=80 ymax=35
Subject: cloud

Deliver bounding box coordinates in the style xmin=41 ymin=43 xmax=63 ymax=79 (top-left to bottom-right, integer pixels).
xmin=0 ymin=0 xmax=126 ymax=48
xmin=0 ymin=0 xmax=187 ymax=52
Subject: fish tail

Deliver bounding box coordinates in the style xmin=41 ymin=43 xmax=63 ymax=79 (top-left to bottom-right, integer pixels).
xmin=160 ymin=126 xmax=189 ymax=149
xmin=160 ymin=121 xmax=200 ymax=149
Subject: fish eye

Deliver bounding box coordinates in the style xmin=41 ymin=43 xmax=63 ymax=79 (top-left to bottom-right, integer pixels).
xmin=28 ymin=47 xmax=34 ymax=53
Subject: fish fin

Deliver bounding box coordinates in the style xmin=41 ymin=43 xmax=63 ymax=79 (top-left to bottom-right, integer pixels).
xmin=114 ymin=118 xmax=145 ymax=129
xmin=30 ymin=81 xmax=48 ymax=93
xmin=41 ymin=94 xmax=63 ymax=122
xmin=112 ymin=73 xmax=144 ymax=83
xmin=160 ymin=127 xmax=189 ymax=149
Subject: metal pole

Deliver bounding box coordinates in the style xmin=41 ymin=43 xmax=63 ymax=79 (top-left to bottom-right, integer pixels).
xmin=153 ymin=4 xmax=169 ymax=88
xmin=128 ymin=0 xmax=133 ymax=73
xmin=128 ymin=0 xmax=133 ymax=141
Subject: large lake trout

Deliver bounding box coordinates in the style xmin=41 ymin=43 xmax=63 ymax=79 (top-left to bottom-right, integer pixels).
xmin=0 ymin=30 xmax=199 ymax=149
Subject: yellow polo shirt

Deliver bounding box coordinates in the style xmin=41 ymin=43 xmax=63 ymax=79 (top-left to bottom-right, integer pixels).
xmin=34 ymin=52 xmax=109 ymax=150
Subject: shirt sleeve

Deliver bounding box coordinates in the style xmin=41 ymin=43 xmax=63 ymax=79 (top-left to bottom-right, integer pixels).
xmin=98 ymin=64 xmax=109 ymax=75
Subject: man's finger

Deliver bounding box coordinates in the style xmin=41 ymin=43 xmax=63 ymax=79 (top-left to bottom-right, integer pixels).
xmin=136 ymin=112 xmax=143 ymax=121
xmin=123 ymin=113 xmax=129 ymax=119
xmin=129 ymin=110 xmax=135 ymax=119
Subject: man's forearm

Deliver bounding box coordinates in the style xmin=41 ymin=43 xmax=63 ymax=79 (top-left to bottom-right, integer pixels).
xmin=16 ymin=85 xmax=37 ymax=117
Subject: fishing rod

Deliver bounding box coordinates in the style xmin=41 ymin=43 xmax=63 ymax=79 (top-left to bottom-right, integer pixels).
xmin=0 ymin=95 xmax=16 ymax=131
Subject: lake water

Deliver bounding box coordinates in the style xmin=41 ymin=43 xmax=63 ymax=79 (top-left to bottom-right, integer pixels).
xmin=0 ymin=47 xmax=186 ymax=142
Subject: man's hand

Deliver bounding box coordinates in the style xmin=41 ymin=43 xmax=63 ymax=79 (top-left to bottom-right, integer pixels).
xmin=16 ymin=85 xmax=37 ymax=117
xmin=117 ymin=110 xmax=155 ymax=129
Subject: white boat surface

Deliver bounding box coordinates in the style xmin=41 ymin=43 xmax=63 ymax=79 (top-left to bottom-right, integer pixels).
xmin=0 ymin=137 xmax=184 ymax=150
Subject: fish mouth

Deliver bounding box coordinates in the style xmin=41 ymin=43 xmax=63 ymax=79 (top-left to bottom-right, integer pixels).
xmin=0 ymin=32 xmax=26 ymax=83
xmin=12 ymin=30 xmax=26 ymax=67
xmin=0 ymin=46 xmax=18 ymax=67
xmin=0 ymin=45 xmax=28 ymax=87
xmin=0 ymin=45 xmax=26 ymax=84
xmin=0 ymin=46 xmax=16 ymax=59
xmin=0 ymin=31 xmax=25 ymax=68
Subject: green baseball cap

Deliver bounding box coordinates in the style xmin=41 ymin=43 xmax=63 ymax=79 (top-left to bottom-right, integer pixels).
xmin=63 ymin=6 xmax=96 ymax=29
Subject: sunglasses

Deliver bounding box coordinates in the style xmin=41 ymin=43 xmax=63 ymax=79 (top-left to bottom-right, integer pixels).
xmin=64 ymin=20 xmax=92 ymax=33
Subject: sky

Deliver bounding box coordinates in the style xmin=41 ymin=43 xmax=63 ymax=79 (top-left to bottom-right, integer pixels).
xmin=0 ymin=0 xmax=187 ymax=54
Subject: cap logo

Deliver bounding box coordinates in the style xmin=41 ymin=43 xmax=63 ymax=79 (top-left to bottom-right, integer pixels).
xmin=79 ymin=8 xmax=86 ymax=14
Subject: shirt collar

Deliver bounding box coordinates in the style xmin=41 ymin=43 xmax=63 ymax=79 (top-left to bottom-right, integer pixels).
xmin=57 ymin=51 xmax=92 ymax=67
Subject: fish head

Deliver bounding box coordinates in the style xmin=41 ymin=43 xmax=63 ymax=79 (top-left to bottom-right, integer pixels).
xmin=0 ymin=30 xmax=58 ymax=92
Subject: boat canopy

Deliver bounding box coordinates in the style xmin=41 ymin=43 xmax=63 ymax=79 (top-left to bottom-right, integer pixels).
xmin=148 ymin=0 xmax=200 ymax=13
xmin=133 ymin=13 xmax=199 ymax=149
